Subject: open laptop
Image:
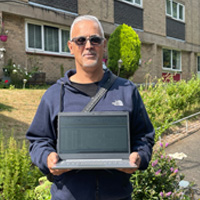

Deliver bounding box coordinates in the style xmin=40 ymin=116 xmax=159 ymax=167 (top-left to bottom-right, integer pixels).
xmin=52 ymin=111 xmax=137 ymax=169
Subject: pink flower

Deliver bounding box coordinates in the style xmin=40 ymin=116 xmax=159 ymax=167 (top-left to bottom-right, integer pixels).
xmin=160 ymin=192 xmax=164 ymax=197
xmin=160 ymin=142 xmax=163 ymax=147
xmin=4 ymin=80 xmax=8 ymax=84
xmin=161 ymin=155 xmax=164 ymax=159
xmin=170 ymin=167 xmax=174 ymax=172
xmin=155 ymin=169 xmax=161 ymax=175
xmin=174 ymin=169 xmax=178 ymax=173
xmin=165 ymin=143 xmax=169 ymax=148
xmin=152 ymin=160 xmax=158 ymax=167
xmin=166 ymin=191 xmax=172 ymax=197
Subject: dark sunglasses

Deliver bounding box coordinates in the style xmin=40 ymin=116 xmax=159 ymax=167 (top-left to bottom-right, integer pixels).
xmin=71 ymin=36 xmax=104 ymax=46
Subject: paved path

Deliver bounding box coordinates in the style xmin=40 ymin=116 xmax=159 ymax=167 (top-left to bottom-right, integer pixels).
xmin=165 ymin=130 xmax=200 ymax=199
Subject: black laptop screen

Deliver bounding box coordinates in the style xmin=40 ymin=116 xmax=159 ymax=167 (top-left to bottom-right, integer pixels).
xmin=58 ymin=114 xmax=129 ymax=154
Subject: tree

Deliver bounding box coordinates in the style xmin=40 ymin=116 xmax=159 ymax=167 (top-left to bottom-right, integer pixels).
xmin=107 ymin=24 xmax=141 ymax=79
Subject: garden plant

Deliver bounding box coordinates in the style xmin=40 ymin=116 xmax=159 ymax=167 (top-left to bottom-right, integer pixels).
xmin=1 ymin=58 xmax=40 ymax=88
xmin=0 ymin=133 xmax=43 ymax=200
xmin=131 ymin=142 xmax=194 ymax=199
xmin=107 ymin=23 xmax=141 ymax=79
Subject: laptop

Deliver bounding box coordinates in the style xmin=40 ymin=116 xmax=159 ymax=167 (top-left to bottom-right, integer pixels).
xmin=52 ymin=111 xmax=137 ymax=169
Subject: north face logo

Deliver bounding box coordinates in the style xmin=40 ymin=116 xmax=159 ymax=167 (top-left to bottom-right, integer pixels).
xmin=112 ymin=100 xmax=124 ymax=106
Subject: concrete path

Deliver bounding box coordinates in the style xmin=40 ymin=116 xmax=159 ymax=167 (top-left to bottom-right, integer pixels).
xmin=165 ymin=131 xmax=200 ymax=199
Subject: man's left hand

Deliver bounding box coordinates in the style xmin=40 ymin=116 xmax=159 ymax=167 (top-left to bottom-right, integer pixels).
xmin=117 ymin=152 xmax=141 ymax=174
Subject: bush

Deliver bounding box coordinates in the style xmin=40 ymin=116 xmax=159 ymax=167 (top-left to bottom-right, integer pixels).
xmin=34 ymin=176 xmax=52 ymax=200
xmin=2 ymin=59 xmax=39 ymax=88
xmin=0 ymin=133 xmax=43 ymax=200
xmin=107 ymin=24 xmax=141 ymax=79
xmin=130 ymin=142 xmax=192 ymax=200
xmin=139 ymin=75 xmax=200 ymax=142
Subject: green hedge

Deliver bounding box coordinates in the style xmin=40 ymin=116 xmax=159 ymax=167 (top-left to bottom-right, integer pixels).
xmin=139 ymin=75 xmax=200 ymax=141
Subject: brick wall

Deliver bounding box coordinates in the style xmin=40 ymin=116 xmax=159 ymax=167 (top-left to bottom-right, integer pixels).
xmin=78 ymin=0 xmax=114 ymax=23
xmin=143 ymin=0 xmax=165 ymax=36
xmin=185 ymin=0 xmax=200 ymax=45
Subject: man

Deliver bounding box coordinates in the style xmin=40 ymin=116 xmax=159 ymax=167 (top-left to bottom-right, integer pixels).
xmin=26 ymin=15 xmax=155 ymax=200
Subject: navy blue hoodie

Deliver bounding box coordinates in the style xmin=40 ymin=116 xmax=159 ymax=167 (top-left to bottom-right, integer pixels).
xmin=26 ymin=69 xmax=155 ymax=200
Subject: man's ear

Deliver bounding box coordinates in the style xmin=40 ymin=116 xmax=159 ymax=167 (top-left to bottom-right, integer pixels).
xmin=68 ymin=41 xmax=74 ymax=55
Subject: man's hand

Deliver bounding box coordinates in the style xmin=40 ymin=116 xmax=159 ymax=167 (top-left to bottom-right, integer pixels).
xmin=47 ymin=152 xmax=71 ymax=176
xmin=117 ymin=152 xmax=141 ymax=174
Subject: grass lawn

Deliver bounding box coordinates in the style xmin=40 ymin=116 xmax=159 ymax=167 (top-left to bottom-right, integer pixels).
xmin=0 ymin=89 xmax=46 ymax=140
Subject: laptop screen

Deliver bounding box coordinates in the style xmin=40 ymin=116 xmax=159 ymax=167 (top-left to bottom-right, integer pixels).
xmin=57 ymin=112 xmax=130 ymax=159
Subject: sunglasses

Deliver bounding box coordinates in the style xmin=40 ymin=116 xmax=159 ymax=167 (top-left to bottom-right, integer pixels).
xmin=71 ymin=36 xmax=104 ymax=46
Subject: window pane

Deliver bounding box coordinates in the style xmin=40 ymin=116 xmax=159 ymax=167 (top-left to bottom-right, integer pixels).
xmin=197 ymin=57 xmax=200 ymax=72
xmin=125 ymin=0 xmax=132 ymax=3
xmin=135 ymin=0 xmax=141 ymax=5
xmin=172 ymin=50 xmax=181 ymax=70
xmin=172 ymin=2 xmax=177 ymax=18
xmin=166 ymin=0 xmax=171 ymax=15
xmin=62 ymin=30 xmax=69 ymax=52
xmin=44 ymin=26 xmax=59 ymax=52
xmin=163 ymin=49 xmax=171 ymax=69
xmin=28 ymin=24 xmax=42 ymax=49
xmin=179 ymin=5 xmax=183 ymax=20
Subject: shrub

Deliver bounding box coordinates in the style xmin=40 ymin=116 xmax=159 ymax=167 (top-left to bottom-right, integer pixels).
xmin=34 ymin=176 xmax=52 ymax=200
xmin=130 ymin=142 xmax=192 ymax=200
xmin=3 ymin=59 xmax=39 ymax=88
xmin=107 ymin=24 xmax=141 ymax=79
xmin=139 ymin=75 xmax=200 ymax=142
xmin=0 ymin=133 xmax=43 ymax=200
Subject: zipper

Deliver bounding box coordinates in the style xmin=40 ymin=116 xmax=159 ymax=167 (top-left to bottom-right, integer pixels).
xmin=95 ymin=176 xmax=99 ymax=200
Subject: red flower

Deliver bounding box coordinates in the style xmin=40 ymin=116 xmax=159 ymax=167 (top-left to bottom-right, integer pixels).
xmin=4 ymin=80 xmax=8 ymax=84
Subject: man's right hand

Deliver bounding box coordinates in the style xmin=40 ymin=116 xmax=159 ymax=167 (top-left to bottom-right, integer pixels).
xmin=47 ymin=152 xmax=71 ymax=176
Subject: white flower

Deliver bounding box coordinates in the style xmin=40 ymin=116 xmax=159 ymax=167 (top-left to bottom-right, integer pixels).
xmin=13 ymin=64 xmax=16 ymax=68
xmin=0 ymin=48 xmax=6 ymax=52
xmin=12 ymin=69 xmax=17 ymax=74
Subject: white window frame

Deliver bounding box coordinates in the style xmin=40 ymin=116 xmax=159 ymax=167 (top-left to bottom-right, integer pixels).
xmin=117 ymin=0 xmax=143 ymax=8
xmin=25 ymin=20 xmax=72 ymax=56
xmin=166 ymin=0 xmax=185 ymax=22
xmin=162 ymin=48 xmax=182 ymax=72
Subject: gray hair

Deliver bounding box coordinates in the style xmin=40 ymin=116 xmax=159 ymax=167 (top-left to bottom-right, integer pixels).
xmin=70 ymin=15 xmax=105 ymax=40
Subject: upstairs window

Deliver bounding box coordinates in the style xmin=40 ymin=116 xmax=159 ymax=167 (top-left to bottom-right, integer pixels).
xmin=163 ymin=49 xmax=181 ymax=71
xmin=166 ymin=0 xmax=184 ymax=22
xmin=26 ymin=21 xmax=70 ymax=55
xmin=118 ymin=0 xmax=143 ymax=7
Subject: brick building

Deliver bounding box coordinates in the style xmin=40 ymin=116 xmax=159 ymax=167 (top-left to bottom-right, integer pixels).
xmin=0 ymin=0 xmax=200 ymax=84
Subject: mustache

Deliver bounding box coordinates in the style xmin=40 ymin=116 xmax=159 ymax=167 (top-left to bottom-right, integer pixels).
xmin=82 ymin=51 xmax=97 ymax=56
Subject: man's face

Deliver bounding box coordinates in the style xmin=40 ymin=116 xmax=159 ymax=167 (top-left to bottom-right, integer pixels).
xmin=68 ymin=20 xmax=106 ymax=69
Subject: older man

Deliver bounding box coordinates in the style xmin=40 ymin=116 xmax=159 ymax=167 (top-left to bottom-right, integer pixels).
xmin=26 ymin=15 xmax=155 ymax=200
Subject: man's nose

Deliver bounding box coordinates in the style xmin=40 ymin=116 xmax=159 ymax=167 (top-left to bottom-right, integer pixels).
xmin=85 ymin=39 xmax=93 ymax=49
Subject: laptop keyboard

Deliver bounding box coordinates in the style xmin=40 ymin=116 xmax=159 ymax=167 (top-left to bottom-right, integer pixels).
xmin=58 ymin=159 xmax=137 ymax=168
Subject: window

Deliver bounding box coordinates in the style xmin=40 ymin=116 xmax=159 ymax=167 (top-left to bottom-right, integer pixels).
xmin=166 ymin=0 xmax=184 ymax=22
xmin=26 ymin=21 xmax=70 ymax=55
xmin=118 ymin=0 xmax=143 ymax=7
xmin=197 ymin=56 xmax=200 ymax=72
xmin=163 ymin=49 xmax=181 ymax=71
